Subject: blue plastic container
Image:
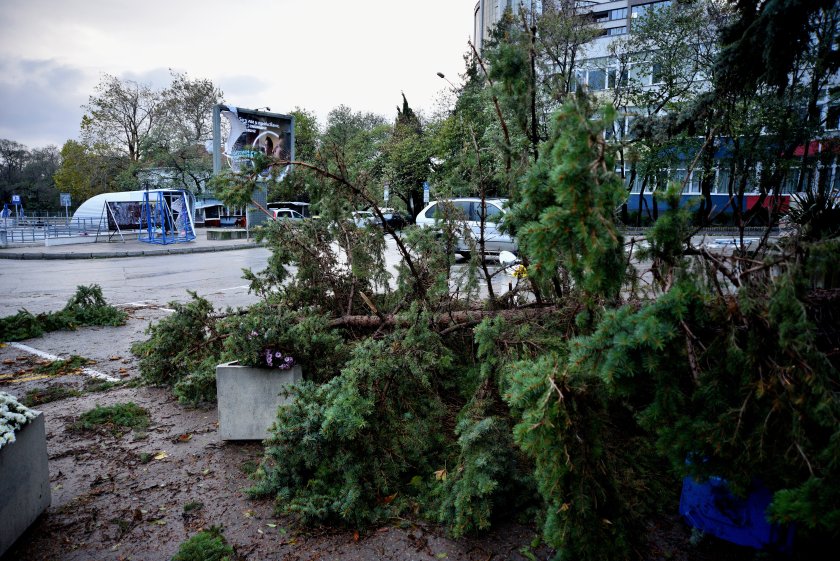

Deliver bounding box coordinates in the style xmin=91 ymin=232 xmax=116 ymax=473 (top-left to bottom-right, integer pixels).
xmin=679 ymin=476 xmax=794 ymax=552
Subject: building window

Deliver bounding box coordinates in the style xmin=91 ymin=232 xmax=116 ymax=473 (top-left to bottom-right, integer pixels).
xmin=588 ymin=69 xmax=606 ymax=91
xmin=610 ymin=8 xmax=627 ymax=20
xmin=651 ymin=63 xmax=665 ymax=85
xmin=607 ymin=26 xmax=627 ymax=36
xmin=592 ymin=11 xmax=609 ymax=23
xmin=631 ymin=1 xmax=672 ymax=21
xmin=826 ymin=105 xmax=840 ymax=130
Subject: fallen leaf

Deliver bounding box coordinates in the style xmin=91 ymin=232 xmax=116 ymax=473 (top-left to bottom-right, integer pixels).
xmin=266 ymin=523 xmax=277 ymax=528
xmin=243 ymin=509 xmax=255 ymax=518
xmin=381 ymin=493 xmax=397 ymax=504
xmin=257 ymin=529 xmax=264 ymax=534
xmin=118 ymin=367 xmax=128 ymax=374
xmin=436 ymin=554 xmax=448 ymax=559
xmin=109 ymin=356 xmax=122 ymax=361
xmin=2 ymin=359 xmax=15 ymax=365
xmin=353 ymin=531 xmax=359 ymax=542
xmin=175 ymin=433 xmax=192 ymax=443
xmin=434 ymin=468 xmax=447 ymax=481
xmin=152 ymin=519 xmax=166 ymax=525
xmin=153 ymin=451 xmax=168 ymax=460
xmin=202 ymin=468 xmax=211 ymax=475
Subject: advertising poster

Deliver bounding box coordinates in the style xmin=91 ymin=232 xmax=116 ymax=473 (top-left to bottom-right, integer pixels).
xmin=106 ymin=202 xmax=145 ymax=231
xmin=218 ymin=105 xmax=294 ymax=179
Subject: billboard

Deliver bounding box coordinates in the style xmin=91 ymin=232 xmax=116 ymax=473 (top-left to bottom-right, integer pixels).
xmin=106 ymin=201 xmax=145 ymax=231
xmin=212 ymin=105 xmax=295 ymax=180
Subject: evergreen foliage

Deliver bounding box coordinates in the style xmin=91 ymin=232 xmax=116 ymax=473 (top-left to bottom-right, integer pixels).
xmin=171 ymin=526 xmax=234 ymax=561
xmin=72 ymin=402 xmax=150 ymax=437
xmin=126 ymin=3 xmax=840 ymax=556
xmin=435 ymin=318 xmax=538 ymax=537
xmin=0 ymin=284 xmax=126 ymax=341
xmin=132 ymin=293 xmax=222 ymax=405
xmin=249 ymin=314 xmax=452 ymax=527
xmin=507 ymin=94 xmax=626 ymax=303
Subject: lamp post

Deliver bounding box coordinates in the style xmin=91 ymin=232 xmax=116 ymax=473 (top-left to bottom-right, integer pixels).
xmin=436 ymin=72 xmax=458 ymax=91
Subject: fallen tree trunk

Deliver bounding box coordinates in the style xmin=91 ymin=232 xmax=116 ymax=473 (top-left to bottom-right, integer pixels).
xmin=327 ymin=306 xmax=560 ymax=330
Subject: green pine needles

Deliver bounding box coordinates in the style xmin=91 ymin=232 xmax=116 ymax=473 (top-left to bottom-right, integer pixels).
xmin=0 ymin=284 xmax=127 ymax=341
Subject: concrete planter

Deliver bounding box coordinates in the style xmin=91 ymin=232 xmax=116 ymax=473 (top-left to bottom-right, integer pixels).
xmin=216 ymin=361 xmax=302 ymax=440
xmin=0 ymin=412 xmax=51 ymax=557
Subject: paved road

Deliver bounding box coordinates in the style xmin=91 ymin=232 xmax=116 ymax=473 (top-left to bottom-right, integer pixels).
xmin=0 ymin=247 xmax=272 ymax=315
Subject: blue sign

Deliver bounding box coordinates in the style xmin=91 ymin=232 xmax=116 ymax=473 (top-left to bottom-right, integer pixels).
xmin=423 ymin=181 xmax=430 ymax=204
xmin=60 ymin=193 xmax=72 ymax=207
xmin=11 ymin=194 xmax=20 ymax=205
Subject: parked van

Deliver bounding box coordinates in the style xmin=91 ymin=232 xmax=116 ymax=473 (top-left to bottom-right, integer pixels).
xmin=415 ymin=198 xmax=516 ymax=256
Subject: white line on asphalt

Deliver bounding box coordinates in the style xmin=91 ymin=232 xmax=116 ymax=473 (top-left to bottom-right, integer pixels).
xmin=6 ymin=342 xmax=121 ymax=382
xmin=218 ymin=285 xmax=250 ymax=292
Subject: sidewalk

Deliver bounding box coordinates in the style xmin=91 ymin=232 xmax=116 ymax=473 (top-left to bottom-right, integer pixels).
xmin=0 ymin=231 xmax=260 ymax=260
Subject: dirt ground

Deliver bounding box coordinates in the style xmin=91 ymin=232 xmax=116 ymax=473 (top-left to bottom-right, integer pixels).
xmin=1 ymin=309 xmax=749 ymax=561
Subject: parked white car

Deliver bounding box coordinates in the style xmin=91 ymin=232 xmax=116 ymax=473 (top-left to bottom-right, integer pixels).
xmin=415 ymin=198 xmax=517 ymax=256
xmin=351 ymin=210 xmax=376 ymax=228
xmin=272 ymin=208 xmax=305 ymax=221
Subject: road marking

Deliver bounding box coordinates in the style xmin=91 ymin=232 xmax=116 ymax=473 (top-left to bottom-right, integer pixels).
xmin=6 ymin=342 xmax=120 ymax=382
xmin=120 ymin=301 xmax=151 ymax=307
xmin=218 ymin=285 xmax=250 ymax=292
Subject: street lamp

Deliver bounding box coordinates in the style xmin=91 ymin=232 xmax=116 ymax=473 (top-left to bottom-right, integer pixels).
xmin=436 ymin=72 xmax=457 ymax=90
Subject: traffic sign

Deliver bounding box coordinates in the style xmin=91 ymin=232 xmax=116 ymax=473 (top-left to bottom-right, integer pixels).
xmin=11 ymin=194 xmax=20 ymax=204
xmin=60 ymin=193 xmax=72 ymax=207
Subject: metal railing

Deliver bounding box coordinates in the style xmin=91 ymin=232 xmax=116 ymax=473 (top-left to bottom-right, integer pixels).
xmin=1 ymin=217 xmax=101 ymax=245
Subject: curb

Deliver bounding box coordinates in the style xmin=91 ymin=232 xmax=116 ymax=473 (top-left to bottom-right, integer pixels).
xmin=0 ymin=242 xmax=261 ymax=260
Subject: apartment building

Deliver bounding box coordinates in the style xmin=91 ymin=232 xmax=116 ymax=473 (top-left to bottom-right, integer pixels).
xmin=471 ymin=0 xmax=840 ymax=198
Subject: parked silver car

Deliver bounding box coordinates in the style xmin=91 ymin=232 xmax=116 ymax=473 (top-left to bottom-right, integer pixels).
xmin=415 ymin=198 xmax=517 ymax=256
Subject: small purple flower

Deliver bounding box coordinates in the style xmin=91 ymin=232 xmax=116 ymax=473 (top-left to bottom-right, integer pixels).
xmin=248 ymin=330 xmax=259 ymax=339
xmin=275 ymin=351 xmax=283 ymax=358
xmin=264 ymin=348 xmax=273 ymax=367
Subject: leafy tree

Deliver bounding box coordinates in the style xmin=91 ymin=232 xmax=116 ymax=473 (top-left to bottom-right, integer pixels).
xmin=0 ymin=140 xmax=62 ymax=212
xmin=269 ymin=106 xmax=319 ymax=202
xmin=382 ymin=94 xmax=431 ymax=217
xmin=81 ymin=74 xmax=160 ymax=163
xmin=144 ymin=70 xmax=224 ymax=193
xmin=53 ymin=140 xmax=127 ymax=202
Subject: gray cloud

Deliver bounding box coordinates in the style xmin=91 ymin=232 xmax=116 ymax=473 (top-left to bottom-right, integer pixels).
xmin=218 ymin=74 xmax=270 ymax=102
xmin=0 ymin=58 xmax=89 ymax=149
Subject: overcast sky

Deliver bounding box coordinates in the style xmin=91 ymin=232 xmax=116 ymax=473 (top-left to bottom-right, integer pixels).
xmin=0 ymin=0 xmax=478 ymax=149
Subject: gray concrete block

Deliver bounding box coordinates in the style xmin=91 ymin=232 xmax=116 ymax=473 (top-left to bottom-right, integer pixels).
xmin=216 ymin=361 xmax=302 ymax=441
xmin=0 ymin=412 xmax=51 ymax=557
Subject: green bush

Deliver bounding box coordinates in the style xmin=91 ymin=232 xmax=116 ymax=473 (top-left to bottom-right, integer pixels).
xmin=0 ymin=285 xmax=126 ymax=341
xmin=132 ymin=293 xmax=223 ymax=405
xmin=172 ymin=526 xmax=234 ymax=561
xmin=249 ymin=315 xmax=452 ymax=527
xmin=72 ymin=402 xmax=150 ymax=437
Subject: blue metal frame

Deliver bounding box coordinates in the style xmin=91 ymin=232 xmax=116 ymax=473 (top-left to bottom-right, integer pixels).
xmin=138 ymin=191 xmax=195 ymax=245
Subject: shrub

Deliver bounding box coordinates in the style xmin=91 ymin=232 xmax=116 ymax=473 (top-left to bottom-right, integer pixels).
xmin=249 ymin=315 xmax=452 ymax=527
xmin=172 ymin=526 xmax=234 ymax=561
xmin=132 ymin=293 xmax=223 ymax=405
xmin=0 ymin=285 xmax=126 ymax=342
xmin=71 ymin=402 xmax=150 ymax=437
